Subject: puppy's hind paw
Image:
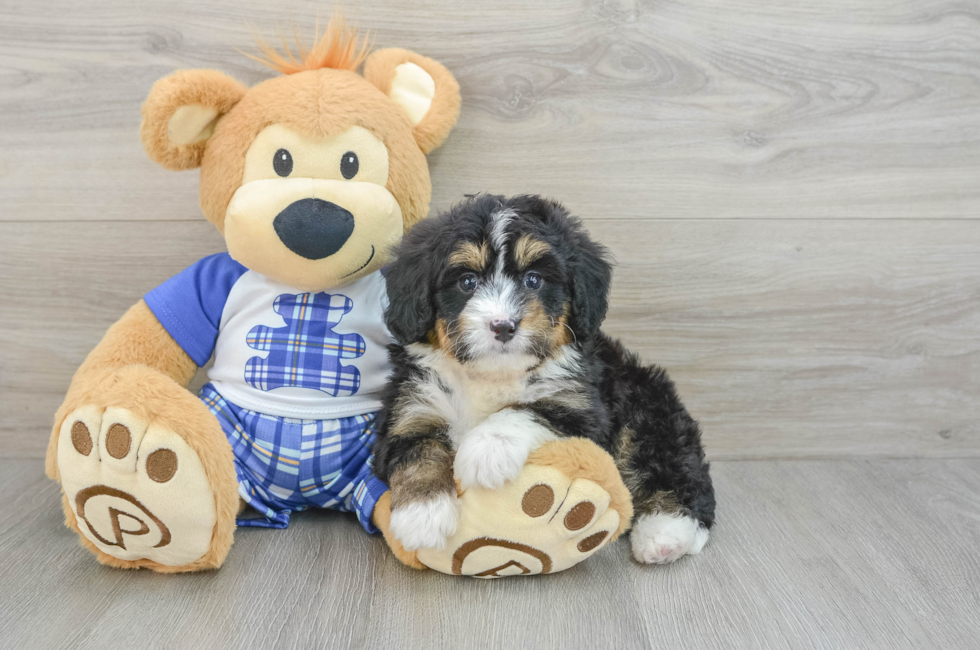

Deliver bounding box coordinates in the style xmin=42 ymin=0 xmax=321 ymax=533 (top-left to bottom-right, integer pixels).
xmin=389 ymin=493 xmax=460 ymax=551
xmin=630 ymin=512 xmax=709 ymax=565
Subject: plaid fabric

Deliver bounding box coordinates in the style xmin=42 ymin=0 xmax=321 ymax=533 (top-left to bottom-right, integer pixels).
xmin=199 ymin=383 xmax=389 ymax=533
xmin=245 ymin=292 xmax=366 ymax=396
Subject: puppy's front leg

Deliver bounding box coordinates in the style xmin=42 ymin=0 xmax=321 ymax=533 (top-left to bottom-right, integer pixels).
xmin=385 ymin=433 xmax=459 ymax=551
xmin=454 ymin=408 xmax=558 ymax=490
xmin=374 ymin=400 xmax=459 ymax=551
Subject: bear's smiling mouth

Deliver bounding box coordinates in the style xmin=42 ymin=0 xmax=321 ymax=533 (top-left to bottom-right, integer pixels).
xmin=340 ymin=245 xmax=375 ymax=279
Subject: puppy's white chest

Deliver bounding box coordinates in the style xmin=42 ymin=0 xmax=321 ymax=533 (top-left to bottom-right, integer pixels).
xmin=407 ymin=345 xmax=579 ymax=447
xmin=444 ymin=367 xmax=527 ymax=437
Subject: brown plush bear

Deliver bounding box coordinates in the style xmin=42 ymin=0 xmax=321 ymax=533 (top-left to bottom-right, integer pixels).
xmin=45 ymin=18 xmax=632 ymax=576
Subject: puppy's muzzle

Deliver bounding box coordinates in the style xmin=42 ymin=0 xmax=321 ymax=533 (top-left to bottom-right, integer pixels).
xmin=273 ymin=198 xmax=354 ymax=260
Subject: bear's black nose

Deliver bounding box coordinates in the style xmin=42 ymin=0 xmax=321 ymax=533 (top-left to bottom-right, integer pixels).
xmin=273 ymin=198 xmax=354 ymax=260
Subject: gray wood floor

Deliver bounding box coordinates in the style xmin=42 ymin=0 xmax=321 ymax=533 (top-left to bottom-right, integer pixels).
xmin=2 ymin=458 xmax=978 ymax=650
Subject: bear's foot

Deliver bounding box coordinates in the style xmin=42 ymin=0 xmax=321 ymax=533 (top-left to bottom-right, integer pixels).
xmin=58 ymin=405 xmax=220 ymax=569
xmin=379 ymin=438 xmax=633 ymax=578
xmin=53 ymin=366 xmax=239 ymax=572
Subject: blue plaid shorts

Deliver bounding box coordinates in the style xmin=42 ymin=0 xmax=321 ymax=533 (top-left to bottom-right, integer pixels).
xmin=198 ymin=383 xmax=389 ymax=533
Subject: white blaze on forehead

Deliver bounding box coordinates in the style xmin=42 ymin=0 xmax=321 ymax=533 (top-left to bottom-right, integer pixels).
xmin=469 ymin=277 xmax=521 ymax=322
xmin=486 ymin=206 xmax=518 ymax=300
xmin=457 ymin=206 xmax=536 ymax=359
xmin=488 ymin=208 xmax=517 ymax=258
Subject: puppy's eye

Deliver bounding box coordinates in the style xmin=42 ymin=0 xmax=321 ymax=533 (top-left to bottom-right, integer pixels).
xmin=459 ymin=273 xmax=479 ymax=293
xmin=273 ymin=149 xmax=293 ymax=177
xmin=340 ymin=151 xmax=359 ymax=179
xmin=524 ymin=271 xmax=543 ymax=290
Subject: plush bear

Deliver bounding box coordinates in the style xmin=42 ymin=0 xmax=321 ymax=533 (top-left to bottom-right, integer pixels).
xmin=45 ymin=18 xmax=632 ymax=576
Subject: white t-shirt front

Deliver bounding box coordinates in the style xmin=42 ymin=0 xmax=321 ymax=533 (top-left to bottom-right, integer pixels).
xmin=145 ymin=254 xmax=392 ymax=420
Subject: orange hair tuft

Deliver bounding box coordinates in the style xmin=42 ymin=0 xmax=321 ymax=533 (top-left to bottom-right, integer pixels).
xmin=243 ymin=13 xmax=371 ymax=75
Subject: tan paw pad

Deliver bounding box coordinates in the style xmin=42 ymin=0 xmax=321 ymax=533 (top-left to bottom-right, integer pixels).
xmin=58 ymin=406 xmax=216 ymax=567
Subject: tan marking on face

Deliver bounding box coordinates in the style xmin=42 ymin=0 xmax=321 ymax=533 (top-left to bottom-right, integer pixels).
xmin=553 ymin=314 xmax=573 ymax=347
xmin=426 ymin=329 xmax=441 ymax=348
xmin=522 ymin=297 xmax=552 ymax=343
xmin=522 ymin=297 xmax=572 ymax=358
xmin=430 ymin=318 xmax=454 ymax=354
xmin=441 ymin=312 xmax=480 ymax=361
xmin=449 ymin=241 xmax=489 ymax=271
xmin=514 ymin=235 xmax=550 ymax=269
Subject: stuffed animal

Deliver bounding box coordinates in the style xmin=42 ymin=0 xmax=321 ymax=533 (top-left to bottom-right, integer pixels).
xmin=44 ymin=17 xmax=632 ymax=576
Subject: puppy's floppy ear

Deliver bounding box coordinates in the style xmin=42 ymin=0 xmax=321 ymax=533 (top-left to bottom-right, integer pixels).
xmin=384 ymin=222 xmax=443 ymax=344
xmin=549 ymin=203 xmax=612 ymax=340
xmin=363 ymin=48 xmax=461 ymax=154
xmin=568 ymin=233 xmax=612 ymax=339
xmin=140 ymin=70 xmax=248 ymax=171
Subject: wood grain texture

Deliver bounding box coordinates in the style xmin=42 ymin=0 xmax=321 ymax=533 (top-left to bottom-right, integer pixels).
xmin=2 ymin=458 xmax=978 ymax=649
xmin=1 ymin=0 xmax=979 ymax=458
xmin=3 ymin=218 xmax=977 ymax=459
xmin=1 ymin=0 xmax=979 ymax=222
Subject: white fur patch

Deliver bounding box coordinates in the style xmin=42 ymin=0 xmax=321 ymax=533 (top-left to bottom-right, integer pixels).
xmin=403 ymin=343 xmax=587 ymax=446
xmin=630 ymin=512 xmax=709 ymax=565
xmin=489 ymin=208 xmax=516 ymax=253
xmin=389 ymin=493 xmax=460 ymax=551
xmin=454 ymin=408 xmax=557 ymax=489
xmin=460 ymin=276 xmax=525 ymax=357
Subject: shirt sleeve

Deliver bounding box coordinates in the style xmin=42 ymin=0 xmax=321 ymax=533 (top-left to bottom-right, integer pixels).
xmin=144 ymin=253 xmax=248 ymax=366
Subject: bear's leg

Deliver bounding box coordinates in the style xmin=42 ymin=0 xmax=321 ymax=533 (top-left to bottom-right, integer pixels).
xmin=377 ymin=438 xmax=633 ymax=577
xmin=372 ymin=491 xmax=426 ymax=570
xmin=53 ymin=365 xmax=239 ymax=572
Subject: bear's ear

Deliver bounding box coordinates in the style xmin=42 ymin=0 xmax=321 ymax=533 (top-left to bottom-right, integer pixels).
xmin=140 ymin=70 xmax=248 ymax=170
xmin=363 ymin=48 xmax=461 ymax=154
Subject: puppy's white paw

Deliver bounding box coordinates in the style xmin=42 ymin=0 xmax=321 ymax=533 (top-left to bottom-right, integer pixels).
xmin=389 ymin=493 xmax=459 ymax=551
xmin=630 ymin=512 xmax=709 ymax=565
xmin=454 ymin=427 xmax=529 ymax=490
xmin=454 ymin=409 xmax=556 ymax=490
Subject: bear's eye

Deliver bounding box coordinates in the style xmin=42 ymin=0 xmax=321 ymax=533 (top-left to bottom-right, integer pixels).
xmin=524 ymin=271 xmax=543 ymax=290
xmin=273 ymin=149 xmax=293 ymax=177
xmin=340 ymin=151 xmax=359 ymax=179
xmin=458 ymin=273 xmax=479 ymax=293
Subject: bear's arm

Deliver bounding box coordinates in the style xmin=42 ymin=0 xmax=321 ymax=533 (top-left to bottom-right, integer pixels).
xmin=73 ymin=300 xmax=198 ymax=387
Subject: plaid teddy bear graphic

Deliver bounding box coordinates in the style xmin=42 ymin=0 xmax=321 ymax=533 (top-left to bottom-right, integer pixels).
xmin=245 ymin=292 xmax=366 ymax=395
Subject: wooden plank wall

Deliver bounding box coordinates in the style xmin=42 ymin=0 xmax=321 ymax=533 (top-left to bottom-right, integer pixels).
xmin=1 ymin=0 xmax=978 ymax=459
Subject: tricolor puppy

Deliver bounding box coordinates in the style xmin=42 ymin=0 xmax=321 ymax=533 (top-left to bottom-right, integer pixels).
xmin=373 ymin=195 xmax=715 ymax=564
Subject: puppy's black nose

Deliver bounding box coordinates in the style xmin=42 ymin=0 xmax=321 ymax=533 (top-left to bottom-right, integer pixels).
xmin=273 ymin=198 xmax=354 ymax=260
xmin=491 ymin=319 xmax=517 ymax=343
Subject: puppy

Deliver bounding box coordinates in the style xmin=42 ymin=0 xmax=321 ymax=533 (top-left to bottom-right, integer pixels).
xmin=372 ymin=194 xmax=715 ymax=564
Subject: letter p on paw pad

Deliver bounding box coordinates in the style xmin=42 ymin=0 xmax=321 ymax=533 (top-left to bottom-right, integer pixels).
xmin=57 ymin=406 xmax=219 ymax=567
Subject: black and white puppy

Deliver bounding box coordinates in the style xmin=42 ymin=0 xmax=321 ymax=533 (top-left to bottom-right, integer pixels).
xmin=373 ymin=194 xmax=715 ymax=564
